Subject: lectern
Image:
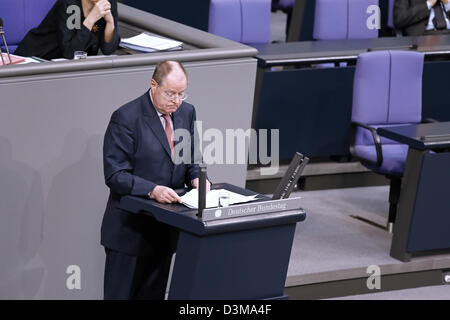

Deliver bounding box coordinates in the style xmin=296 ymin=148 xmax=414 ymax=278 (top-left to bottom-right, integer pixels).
xmin=120 ymin=183 xmax=306 ymax=299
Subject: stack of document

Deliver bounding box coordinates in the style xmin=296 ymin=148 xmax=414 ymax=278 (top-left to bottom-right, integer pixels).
xmin=180 ymin=189 xmax=259 ymax=209
xmin=120 ymin=33 xmax=183 ymax=53
xmin=0 ymin=53 xmax=26 ymax=66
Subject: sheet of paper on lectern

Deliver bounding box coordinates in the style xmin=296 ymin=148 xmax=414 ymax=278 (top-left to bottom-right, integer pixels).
xmin=180 ymin=189 xmax=259 ymax=209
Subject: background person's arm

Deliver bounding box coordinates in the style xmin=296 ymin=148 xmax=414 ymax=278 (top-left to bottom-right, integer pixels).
xmin=101 ymin=0 xmax=121 ymax=55
xmin=394 ymin=0 xmax=432 ymax=30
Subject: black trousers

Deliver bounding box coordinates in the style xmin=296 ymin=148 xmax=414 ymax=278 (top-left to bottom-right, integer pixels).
xmin=103 ymin=248 xmax=175 ymax=300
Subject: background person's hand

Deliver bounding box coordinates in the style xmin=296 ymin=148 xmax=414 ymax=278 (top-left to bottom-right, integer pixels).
xmin=149 ymin=186 xmax=182 ymax=204
xmin=104 ymin=10 xmax=114 ymax=25
xmin=102 ymin=0 xmax=114 ymax=25
xmin=87 ymin=0 xmax=112 ymax=24
xmin=428 ymin=0 xmax=438 ymax=7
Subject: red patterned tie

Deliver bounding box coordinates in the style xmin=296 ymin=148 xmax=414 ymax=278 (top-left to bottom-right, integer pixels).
xmin=162 ymin=114 xmax=174 ymax=153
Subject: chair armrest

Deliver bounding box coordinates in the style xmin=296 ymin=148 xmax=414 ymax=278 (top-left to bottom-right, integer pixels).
xmin=422 ymin=118 xmax=439 ymax=123
xmin=349 ymin=121 xmax=383 ymax=167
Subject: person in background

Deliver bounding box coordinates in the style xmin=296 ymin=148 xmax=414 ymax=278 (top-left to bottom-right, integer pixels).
xmin=15 ymin=0 xmax=120 ymax=60
xmin=394 ymin=0 xmax=450 ymax=36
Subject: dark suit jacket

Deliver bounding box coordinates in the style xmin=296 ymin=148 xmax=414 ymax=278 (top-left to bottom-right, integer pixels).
xmin=15 ymin=0 xmax=120 ymax=60
xmin=394 ymin=0 xmax=450 ymax=36
xmin=101 ymin=91 xmax=199 ymax=256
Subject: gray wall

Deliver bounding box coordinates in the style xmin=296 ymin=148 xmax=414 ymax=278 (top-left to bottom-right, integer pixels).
xmin=0 ymin=57 xmax=256 ymax=299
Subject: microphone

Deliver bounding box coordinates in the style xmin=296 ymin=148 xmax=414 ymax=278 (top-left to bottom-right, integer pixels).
xmin=197 ymin=164 xmax=207 ymax=219
xmin=0 ymin=17 xmax=12 ymax=65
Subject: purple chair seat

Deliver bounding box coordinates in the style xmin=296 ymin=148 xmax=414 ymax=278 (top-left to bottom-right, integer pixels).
xmin=355 ymin=124 xmax=410 ymax=146
xmin=354 ymin=144 xmax=408 ymax=176
xmin=208 ymin=0 xmax=271 ymax=44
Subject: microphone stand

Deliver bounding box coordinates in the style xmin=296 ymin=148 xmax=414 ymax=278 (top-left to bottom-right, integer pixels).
xmin=0 ymin=45 xmax=5 ymax=65
xmin=0 ymin=26 xmax=12 ymax=65
xmin=197 ymin=164 xmax=207 ymax=219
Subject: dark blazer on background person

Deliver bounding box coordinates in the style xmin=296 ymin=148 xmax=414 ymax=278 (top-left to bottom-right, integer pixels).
xmin=14 ymin=0 xmax=120 ymax=60
xmin=394 ymin=0 xmax=450 ymax=35
xmin=101 ymin=91 xmax=199 ymax=257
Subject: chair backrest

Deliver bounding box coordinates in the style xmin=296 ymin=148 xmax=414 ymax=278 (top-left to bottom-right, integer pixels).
xmin=278 ymin=0 xmax=295 ymax=8
xmin=313 ymin=0 xmax=379 ymax=40
xmin=209 ymin=0 xmax=271 ymax=44
xmin=208 ymin=0 xmax=242 ymax=43
xmin=240 ymin=0 xmax=271 ymax=43
xmin=0 ymin=0 xmax=57 ymax=50
xmin=313 ymin=0 xmax=348 ymax=40
xmin=387 ymin=0 xmax=394 ymax=29
xmin=352 ymin=50 xmax=424 ymax=145
xmin=348 ymin=0 xmax=379 ymax=39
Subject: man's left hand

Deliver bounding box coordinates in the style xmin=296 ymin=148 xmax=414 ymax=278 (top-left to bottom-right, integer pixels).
xmin=192 ymin=178 xmax=211 ymax=192
xmin=442 ymin=0 xmax=450 ymax=5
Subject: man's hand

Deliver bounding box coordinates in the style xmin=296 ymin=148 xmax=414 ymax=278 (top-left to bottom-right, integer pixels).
xmin=191 ymin=178 xmax=211 ymax=192
xmin=442 ymin=0 xmax=450 ymax=5
xmin=149 ymin=186 xmax=182 ymax=204
xmin=428 ymin=0 xmax=438 ymax=7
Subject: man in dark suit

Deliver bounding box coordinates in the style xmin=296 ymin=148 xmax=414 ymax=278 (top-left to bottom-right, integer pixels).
xmin=394 ymin=0 xmax=450 ymax=36
xmin=101 ymin=60 xmax=210 ymax=299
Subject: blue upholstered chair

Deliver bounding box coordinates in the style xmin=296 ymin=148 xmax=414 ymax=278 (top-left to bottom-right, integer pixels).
xmin=209 ymin=0 xmax=271 ymax=44
xmin=313 ymin=0 xmax=379 ymax=40
xmin=208 ymin=0 xmax=243 ymax=43
xmin=313 ymin=0 xmax=379 ymax=68
xmin=388 ymin=0 xmax=394 ymax=30
xmin=349 ymin=50 xmax=425 ymax=231
xmin=124 ymin=0 xmax=271 ymax=44
xmin=0 ymin=0 xmax=57 ymax=53
xmin=387 ymin=0 xmax=400 ymax=36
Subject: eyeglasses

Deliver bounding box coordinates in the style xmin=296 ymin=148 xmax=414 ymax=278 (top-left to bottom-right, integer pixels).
xmin=156 ymin=83 xmax=188 ymax=101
